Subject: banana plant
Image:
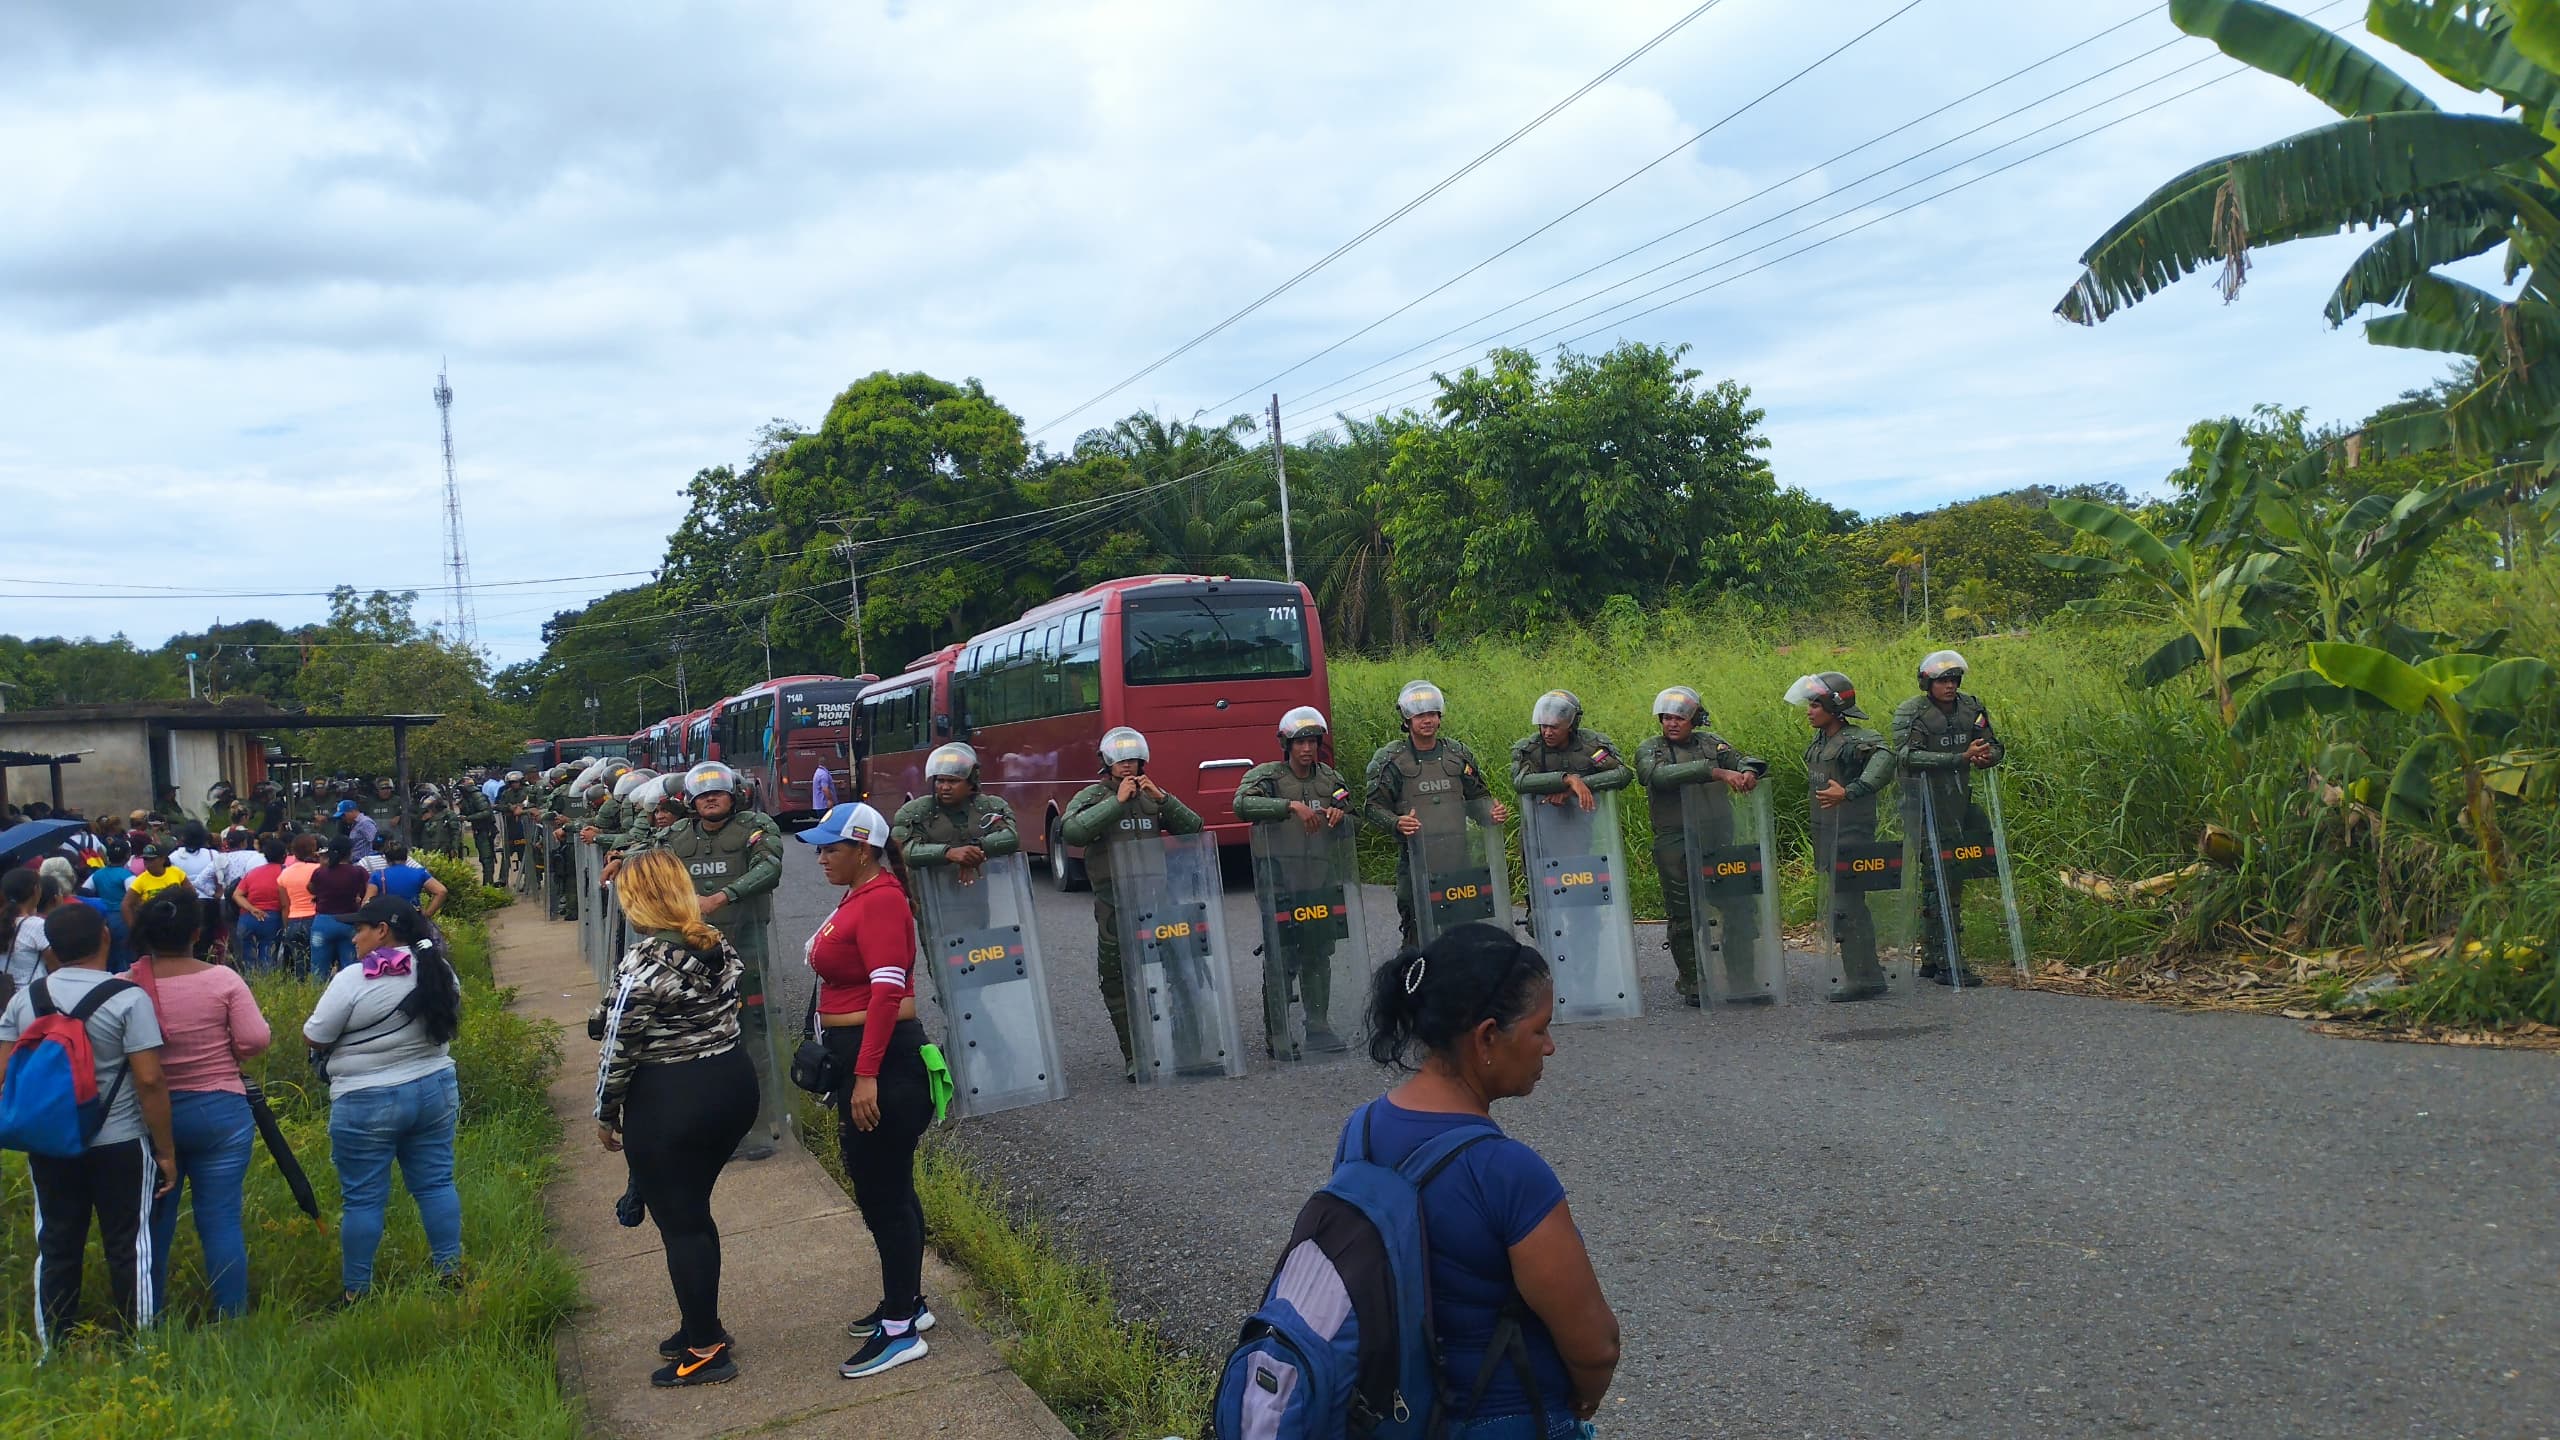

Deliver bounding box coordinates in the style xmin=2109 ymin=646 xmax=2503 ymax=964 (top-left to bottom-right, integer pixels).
xmin=2057 ymin=0 xmax=2560 ymax=464
xmin=2041 ymin=420 xmax=2288 ymax=726
xmin=2254 ymin=447 xmax=2516 ymax=643
xmin=2301 ymin=642 xmax=2555 ymax=884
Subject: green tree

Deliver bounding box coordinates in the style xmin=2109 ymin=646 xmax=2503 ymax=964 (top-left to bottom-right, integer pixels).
xmin=289 ymin=588 xmax=522 ymax=775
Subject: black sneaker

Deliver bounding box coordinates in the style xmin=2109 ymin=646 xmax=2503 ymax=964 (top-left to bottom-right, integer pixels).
xmin=659 ymin=1328 xmax=734 ymax=1360
xmin=1829 ymin=982 xmax=1889 ymax=1003
xmin=839 ymin=1329 xmax=928 ymax=1379
xmin=652 ymin=1340 xmax=737 ymax=1387
xmin=847 ymin=1300 xmax=936 ymax=1339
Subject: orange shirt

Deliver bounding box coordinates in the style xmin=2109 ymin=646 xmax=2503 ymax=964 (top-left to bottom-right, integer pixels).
xmin=278 ymin=860 xmax=319 ymax=921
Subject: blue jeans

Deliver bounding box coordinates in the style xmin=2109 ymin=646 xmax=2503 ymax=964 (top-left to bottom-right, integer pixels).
xmin=150 ymin=1089 xmax=255 ymax=1317
xmin=328 ymin=1067 xmax=462 ymax=1295
xmin=310 ymin=913 xmax=358 ymax=972
xmin=233 ymin=912 xmax=282 ymax=973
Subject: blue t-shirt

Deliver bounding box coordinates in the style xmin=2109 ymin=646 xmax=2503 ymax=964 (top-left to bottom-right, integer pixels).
xmin=376 ymin=863 xmax=430 ymax=903
xmin=86 ymin=866 xmax=132 ymax=908
xmin=1343 ymin=1097 xmax=1571 ymax=1421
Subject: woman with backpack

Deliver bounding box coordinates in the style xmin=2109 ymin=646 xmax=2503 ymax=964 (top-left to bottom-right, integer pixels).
xmin=302 ymin=895 xmax=464 ymax=1302
xmin=594 ymin=849 xmax=759 ymax=1389
xmin=1224 ymin=923 xmax=1619 ymax=1439
xmin=128 ymin=887 xmax=272 ymax=1319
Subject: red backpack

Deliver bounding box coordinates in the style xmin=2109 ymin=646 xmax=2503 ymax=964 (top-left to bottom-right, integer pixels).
xmin=0 ymin=976 xmax=137 ymax=1157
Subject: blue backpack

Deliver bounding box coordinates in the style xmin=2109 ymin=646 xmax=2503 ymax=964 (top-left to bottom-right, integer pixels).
xmin=0 ymin=976 xmax=137 ymax=1157
xmin=1214 ymin=1100 xmax=1548 ymax=1439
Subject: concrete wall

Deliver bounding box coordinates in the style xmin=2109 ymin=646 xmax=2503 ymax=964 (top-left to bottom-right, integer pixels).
xmin=0 ymin=721 xmax=152 ymax=819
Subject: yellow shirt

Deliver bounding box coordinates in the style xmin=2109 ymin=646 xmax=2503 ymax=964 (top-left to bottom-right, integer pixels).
xmin=129 ymin=867 xmax=190 ymax=903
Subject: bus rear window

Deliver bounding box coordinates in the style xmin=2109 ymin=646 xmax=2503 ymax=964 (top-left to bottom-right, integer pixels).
xmin=1122 ymin=595 xmax=1311 ymax=685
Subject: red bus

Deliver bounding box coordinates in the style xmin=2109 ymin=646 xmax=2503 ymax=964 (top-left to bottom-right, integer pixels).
xmin=855 ymin=645 xmax=961 ymax=810
xmin=860 ymin=575 xmax=1328 ymax=888
xmin=697 ymin=674 xmax=868 ymax=824
xmin=553 ymin=734 xmax=633 ymax=764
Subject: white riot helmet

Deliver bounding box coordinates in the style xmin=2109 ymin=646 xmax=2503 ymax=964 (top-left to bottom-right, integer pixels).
xmin=1277 ymin=706 xmax=1328 ymax=747
xmin=1918 ymin=650 xmax=1969 ymax=686
xmin=1652 ymin=686 xmax=1705 ymax=722
xmin=612 ymin=768 xmax=657 ymax=800
xmin=504 ymin=769 xmax=525 ymax=783
xmin=682 ymin=760 xmax=741 ymax=798
xmin=1098 ymin=727 xmax=1150 ymax=770
xmin=1529 ymin=690 xmax=1582 ymax=728
xmin=926 ymin=743 xmax=980 ymax=784
xmin=630 ymin=775 xmax=676 ymax=813
xmin=1395 ymin=680 xmax=1446 ymax=728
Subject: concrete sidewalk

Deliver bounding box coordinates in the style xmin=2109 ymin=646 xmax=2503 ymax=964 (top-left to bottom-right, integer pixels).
xmin=490 ymin=904 xmax=1073 ymax=1440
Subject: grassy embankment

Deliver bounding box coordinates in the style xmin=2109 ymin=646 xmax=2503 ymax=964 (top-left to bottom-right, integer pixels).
xmin=1331 ymin=608 xmax=2558 ymax=1028
xmin=0 ymin=870 xmax=579 ymax=1439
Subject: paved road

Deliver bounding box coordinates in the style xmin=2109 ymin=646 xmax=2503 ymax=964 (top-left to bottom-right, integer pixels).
xmin=761 ymin=853 xmax=2560 ymax=1439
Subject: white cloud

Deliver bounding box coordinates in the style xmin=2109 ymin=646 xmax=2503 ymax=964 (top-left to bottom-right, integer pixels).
xmin=0 ymin=0 xmax=2499 ymax=662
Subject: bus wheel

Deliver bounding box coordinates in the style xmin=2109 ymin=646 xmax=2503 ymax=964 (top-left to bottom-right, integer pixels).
xmin=1047 ymin=815 xmax=1088 ymax=893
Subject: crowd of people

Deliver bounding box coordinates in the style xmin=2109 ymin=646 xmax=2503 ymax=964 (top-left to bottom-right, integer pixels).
xmin=0 ymin=773 xmax=477 ymax=1353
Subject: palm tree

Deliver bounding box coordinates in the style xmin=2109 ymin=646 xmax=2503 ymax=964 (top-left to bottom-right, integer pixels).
xmin=2057 ymin=0 xmax=2558 ymax=468
xmin=1296 ymin=413 xmax=1416 ymax=651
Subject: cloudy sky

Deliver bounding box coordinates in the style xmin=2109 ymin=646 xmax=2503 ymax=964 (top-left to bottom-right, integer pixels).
xmin=0 ymin=0 xmax=2488 ymax=666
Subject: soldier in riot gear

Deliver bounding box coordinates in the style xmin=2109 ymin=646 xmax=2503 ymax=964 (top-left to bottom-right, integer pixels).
xmin=1509 ymin=690 xmax=1627 ymax=810
xmin=363 ymin=777 xmax=407 ymax=848
xmin=1061 ymin=727 xmax=1204 ymax=1072
xmin=459 ymin=776 xmax=498 ymax=884
xmin=496 ymin=769 xmax=529 ymax=890
xmin=1234 ymin=706 xmax=1357 ymax=1056
xmin=890 ymin=744 xmax=1018 ymax=928
xmin=650 ymin=760 xmax=789 ymax=1157
xmin=1791 ymin=671 xmax=1897 ymax=1002
xmin=1893 ymin=650 xmax=2006 ymax=986
xmin=1635 ymin=686 xmax=1768 ymax=1007
xmin=418 ymin=795 xmax=465 ymax=859
xmin=1363 ymin=680 xmax=1510 ymax=948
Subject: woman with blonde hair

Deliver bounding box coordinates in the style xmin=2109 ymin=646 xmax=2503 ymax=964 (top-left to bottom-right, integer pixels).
xmin=596 ymin=848 xmax=758 ymax=1388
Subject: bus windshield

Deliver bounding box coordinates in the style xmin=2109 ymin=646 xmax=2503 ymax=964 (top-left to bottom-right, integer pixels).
xmin=1122 ymin=593 xmax=1311 ymax=685
xmin=782 ymin=684 xmax=861 ymax=738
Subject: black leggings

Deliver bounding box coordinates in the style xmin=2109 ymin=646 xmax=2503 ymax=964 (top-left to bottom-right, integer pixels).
xmin=825 ymin=1019 xmax=933 ymax=1317
xmin=622 ymin=1045 xmax=759 ymax=1348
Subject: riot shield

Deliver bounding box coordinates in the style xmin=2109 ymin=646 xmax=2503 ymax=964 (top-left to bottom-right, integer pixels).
xmin=575 ymin=843 xmax=608 ymax=988
xmin=915 ymin=855 xmax=1068 ymax=1117
xmin=1250 ymin=814 xmax=1369 ymax=1062
xmin=1904 ymin=767 xmax=2029 ymax=986
xmin=1812 ymin=772 xmax=1914 ymax=1000
xmin=1680 ymin=782 xmax=1784 ymax=1007
xmin=715 ymin=906 xmax=791 ymax=1150
xmin=1400 ymin=783 xmax=1512 ymax=949
xmin=1518 ymin=789 xmax=1642 ymax=1023
xmin=1110 ymin=830 xmax=1246 ymax=1085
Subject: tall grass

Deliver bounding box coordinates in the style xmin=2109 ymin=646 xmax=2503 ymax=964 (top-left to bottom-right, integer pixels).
xmin=0 ymin=915 xmax=580 ymax=1439
xmin=1329 ymin=605 xmax=2560 ymax=1025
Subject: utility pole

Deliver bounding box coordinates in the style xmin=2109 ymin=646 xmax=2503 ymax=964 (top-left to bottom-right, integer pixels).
xmin=1268 ymin=394 xmax=1296 ymax=585
xmin=760 ymin=617 xmax=774 ymax=681
xmin=826 ymin=520 xmax=869 ymax=676
xmin=671 ymin=637 xmax=690 ymax=714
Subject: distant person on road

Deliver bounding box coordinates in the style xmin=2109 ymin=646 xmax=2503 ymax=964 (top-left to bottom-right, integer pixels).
xmin=596 ymin=848 xmax=758 ymax=1389
xmin=1364 ymin=681 xmax=1510 ymax=948
xmin=811 ymin=764 xmax=837 ymax=814
xmin=303 ymin=895 xmax=464 ymax=1304
xmin=1061 ymin=728 xmax=1204 ymax=1073
xmin=797 ymin=801 xmax=938 ymax=1381
xmin=1359 ymin=922 xmax=1618 ymax=1436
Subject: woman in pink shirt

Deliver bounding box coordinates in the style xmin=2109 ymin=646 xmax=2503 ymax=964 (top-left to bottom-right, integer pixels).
xmin=229 ymin=835 xmax=288 ymax=973
xmin=129 ymin=887 xmax=273 ymax=1318
xmin=277 ymin=834 xmax=321 ymax=977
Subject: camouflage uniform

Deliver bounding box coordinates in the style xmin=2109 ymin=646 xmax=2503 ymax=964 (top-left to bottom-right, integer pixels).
xmin=1362 ymin=737 xmax=1500 ymax=948
xmin=1636 ymin=728 xmax=1758 ymax=1001
xmin=1808 ymin=724 xmax=1897 ymax=990
xmin=418 ymin=804 xmax=465 ymax=859
xmin=891 ymin=791 xmax=1020 ymax=932
xmin=1233 ymin=757 xmax=1356 ymax=1052
xmin=460 ymin=785 xmax=498 ymax=883
xmin=1061 ymin=781 xmax=1203 ymax=1068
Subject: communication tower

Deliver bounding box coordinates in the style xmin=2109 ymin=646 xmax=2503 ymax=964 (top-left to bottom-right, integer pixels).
xmin=433 ymin=361 xmax=479 ymax=650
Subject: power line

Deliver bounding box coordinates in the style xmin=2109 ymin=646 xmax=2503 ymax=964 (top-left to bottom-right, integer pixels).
xmin=0 ymin=568 xmax=661 ymax=600
xmin=1274 ymin=2 xmax=2175 ymax=418
xmin=1026 ymin=0 xmax=1739 ymax=438
xmin=1200 ymin=0 xmax=1939 ymax=418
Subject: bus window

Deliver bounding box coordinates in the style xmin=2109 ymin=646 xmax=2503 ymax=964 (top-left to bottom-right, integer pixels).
xmin=1122 ymin=592 xmax=1313 ymax=684
xmin=1062 ymin=606 xmax=1101 ymax=712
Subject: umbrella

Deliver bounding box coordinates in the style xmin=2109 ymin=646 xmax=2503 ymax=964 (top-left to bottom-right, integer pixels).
xmin=242 ymin=1080 xmax=324 ymax=1224
xmin=0 ymin=818 xmax=88 ymax=867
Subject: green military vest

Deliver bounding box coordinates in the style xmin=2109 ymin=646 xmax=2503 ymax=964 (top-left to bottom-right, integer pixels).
xmin=664 ymin=816 xmax=775 ymax=928
xmin=1078 ymin=787 xmax=1176 ymax=889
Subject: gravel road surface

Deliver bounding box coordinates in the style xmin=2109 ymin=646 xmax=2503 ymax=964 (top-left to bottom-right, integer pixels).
xmin=761 ymin=854 xmax=2559 ymax=1439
